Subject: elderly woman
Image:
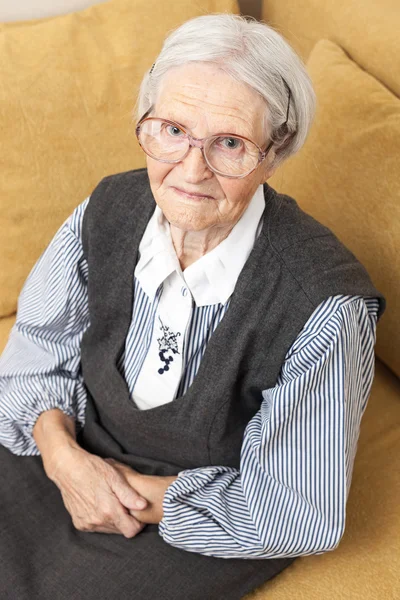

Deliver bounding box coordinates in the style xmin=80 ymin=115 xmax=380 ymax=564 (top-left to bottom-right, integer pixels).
xmin=0 ymin=13 xmax=386 ymax=600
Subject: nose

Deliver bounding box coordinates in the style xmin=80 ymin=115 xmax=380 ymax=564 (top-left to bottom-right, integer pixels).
xmin=180 ymin=146 xmax=214 ymax=183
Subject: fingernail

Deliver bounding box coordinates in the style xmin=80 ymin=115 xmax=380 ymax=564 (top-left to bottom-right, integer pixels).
xmin=135 ymin=499 xmax=146 ymax=509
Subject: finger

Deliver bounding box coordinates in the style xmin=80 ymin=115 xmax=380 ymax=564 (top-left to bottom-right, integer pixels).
xmin=105 ymin=459 xmax=140 ymax=484
xmin=109 ymin=469 xmax=148 ymax=511
xmin=114 ymin=505 xmax=145 ymax=538
xmin=104 ymin=457 xmax=137 ymax=474
xmin=94 ymin=522 xmax=144 ymax=538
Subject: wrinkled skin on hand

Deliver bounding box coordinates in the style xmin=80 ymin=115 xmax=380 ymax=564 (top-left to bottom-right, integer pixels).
xmin=49 ymin=445 xmax=149 ymax=538
xmin=104 ymin=457 xmax=178 ymax=525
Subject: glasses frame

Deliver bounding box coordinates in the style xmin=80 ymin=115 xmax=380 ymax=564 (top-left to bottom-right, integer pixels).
xmin=135 ymin=112 xmax=274 ymax=179
xmin=135 ymin=80 xmax=291 ymax=180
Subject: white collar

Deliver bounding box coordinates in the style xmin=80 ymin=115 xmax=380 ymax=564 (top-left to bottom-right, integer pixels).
xmin=134 ymin=184 xmax=265 ymax=306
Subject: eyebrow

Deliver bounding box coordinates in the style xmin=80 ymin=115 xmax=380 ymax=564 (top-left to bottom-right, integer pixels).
xmin=160 ymin=115 xmax=255 ymax=139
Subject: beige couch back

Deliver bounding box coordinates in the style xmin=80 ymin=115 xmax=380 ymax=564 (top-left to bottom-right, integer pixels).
xmin=262 ymin=0 xmax=399 ymax=97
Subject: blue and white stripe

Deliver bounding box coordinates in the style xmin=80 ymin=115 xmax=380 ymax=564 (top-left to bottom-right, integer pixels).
xmin=0 ymin=196 xmax=380 ymax=558
xmin=116 ymin=279 xmax=164 ymax=388
xmin=159 ymin=295 xmax=379 ymax=558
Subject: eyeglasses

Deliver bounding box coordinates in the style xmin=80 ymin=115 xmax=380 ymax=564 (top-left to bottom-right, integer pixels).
xmin=135 ymin=80 xmax=291 ymax=179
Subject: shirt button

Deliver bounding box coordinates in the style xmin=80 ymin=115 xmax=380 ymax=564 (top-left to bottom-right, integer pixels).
xmin=181 ymin=286 xmax=188 ymax=297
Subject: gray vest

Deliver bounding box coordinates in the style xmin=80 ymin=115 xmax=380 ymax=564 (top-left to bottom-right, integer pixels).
xmin=78 ymin=168 xmax=386 ymax=477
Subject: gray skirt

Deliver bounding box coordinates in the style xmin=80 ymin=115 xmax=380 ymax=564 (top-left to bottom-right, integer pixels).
xmin=0 ymin=444 xmax=296 ymax=600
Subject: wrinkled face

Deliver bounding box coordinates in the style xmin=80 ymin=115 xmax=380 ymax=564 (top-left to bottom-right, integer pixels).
xmin=145 ymin=62 xmax=277 ymax=233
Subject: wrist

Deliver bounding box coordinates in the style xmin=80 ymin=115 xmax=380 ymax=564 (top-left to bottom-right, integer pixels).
xmin=44 ymin=442 xmax=84 ymax=486
xmin=32 ymin=408 xmax=81 ymax=480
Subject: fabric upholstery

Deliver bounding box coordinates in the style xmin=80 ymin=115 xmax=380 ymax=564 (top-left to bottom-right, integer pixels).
xmin=261 ymin=0 xmax=400 ymax=98
xmin=0 ymin=316 xmax=16 ymax=355
xmin=267 ymin=38 xmax=400 ymax=379
xmin=0 ymin=0 xmax=238 ymax=319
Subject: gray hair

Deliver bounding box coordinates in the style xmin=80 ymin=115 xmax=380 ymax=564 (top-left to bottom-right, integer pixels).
xmin=135 ymin=14 xmax=317 ymax=170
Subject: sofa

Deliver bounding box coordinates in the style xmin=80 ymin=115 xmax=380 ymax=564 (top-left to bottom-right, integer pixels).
xmin=0 ymin=0 xmax=399 ymax=598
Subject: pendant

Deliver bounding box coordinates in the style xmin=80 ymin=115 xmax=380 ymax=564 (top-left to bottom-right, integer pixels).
xmin=157 ymin=317 xmax=181 ymax=374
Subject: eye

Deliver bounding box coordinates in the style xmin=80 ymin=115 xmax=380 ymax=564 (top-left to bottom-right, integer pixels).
xmin=165 ymin=124 xmax=184 ymax=137
xmin=218 ymin=137 xmax=243 ymax=150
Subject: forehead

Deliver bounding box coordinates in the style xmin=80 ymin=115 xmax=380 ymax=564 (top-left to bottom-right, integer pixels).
xmin=154 ymin=63 xmax=266 ymax=140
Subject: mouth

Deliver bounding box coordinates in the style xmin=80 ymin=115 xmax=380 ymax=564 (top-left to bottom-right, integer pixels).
xmin=171 ymin=186 xmax=214 ymax=200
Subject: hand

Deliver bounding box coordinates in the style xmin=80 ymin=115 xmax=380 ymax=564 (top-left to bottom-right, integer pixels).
xmin=104 ymin=458 xmax=178 ymax=524
xmin=48 ymin=445 xmax=149 ymax=538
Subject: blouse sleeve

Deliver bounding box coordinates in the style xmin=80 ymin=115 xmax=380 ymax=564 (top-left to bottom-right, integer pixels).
xmin=0 ymin=198 xmax=90 ymax=456
xmin=158 ymin=295 xmax=380 ymax=559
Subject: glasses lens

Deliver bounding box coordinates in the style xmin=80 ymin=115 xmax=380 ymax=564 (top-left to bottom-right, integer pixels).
xmin=138 ymin=119 xmax=188 ymax=161
xmin=205 ymin=136 xmax=260 ymax=176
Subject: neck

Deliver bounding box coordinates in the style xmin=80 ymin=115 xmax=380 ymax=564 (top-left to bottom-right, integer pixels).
xmin=170 ymin=224 xmax=234 ymax=270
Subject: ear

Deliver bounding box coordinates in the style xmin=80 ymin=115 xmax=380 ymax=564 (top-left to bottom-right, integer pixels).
xmin=261 ymin=155 xmax=279 ymax=182
xmin=264 ymin=131 xmax=294 ymax=180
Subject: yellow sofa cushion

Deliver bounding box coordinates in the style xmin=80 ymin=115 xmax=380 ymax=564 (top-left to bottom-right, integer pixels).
xmin=0 ymin=316 xmax=16 ymax=355
xmin=268 ymin=39 xmax=400 ymax=379
xmin=0 ymin=0 xmax=238 ymax=319
xmin=261 ymin=0 xmax=400 ymax=97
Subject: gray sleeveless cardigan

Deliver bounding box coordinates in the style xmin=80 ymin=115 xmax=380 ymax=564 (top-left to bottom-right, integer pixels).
xmin=78 ymin=168 xmax=386 ymax=477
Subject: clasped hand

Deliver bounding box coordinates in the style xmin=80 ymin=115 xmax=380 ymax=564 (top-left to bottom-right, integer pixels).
xmin=47 ymin=445 xmax=177 ymax=538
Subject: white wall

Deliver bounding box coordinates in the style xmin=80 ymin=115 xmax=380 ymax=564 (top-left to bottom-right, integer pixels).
xmin=0 ymin=0 xmax=107 ymax=22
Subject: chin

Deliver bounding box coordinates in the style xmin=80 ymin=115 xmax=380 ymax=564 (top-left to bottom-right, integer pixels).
xmin=162 ymin=205 xmax=213 ymax=232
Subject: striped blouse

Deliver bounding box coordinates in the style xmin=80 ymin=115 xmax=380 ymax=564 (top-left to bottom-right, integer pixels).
xmin=0 ymin=197 xmax=380 ymax=560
